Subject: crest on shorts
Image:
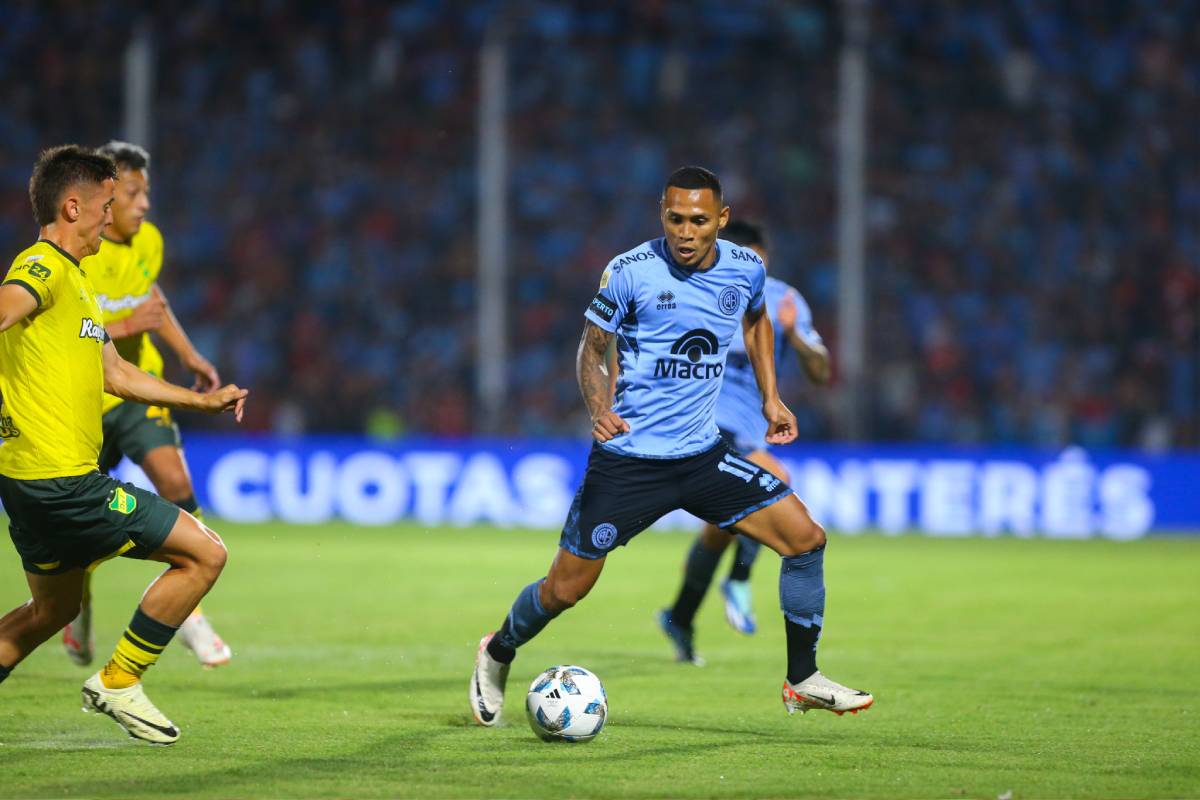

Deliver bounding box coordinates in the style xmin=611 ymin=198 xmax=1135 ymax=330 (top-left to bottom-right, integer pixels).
xmin=591 ymin=523 xmax=618 ymax=550
xmin=108 ymin=487 xmax=137 ymax=515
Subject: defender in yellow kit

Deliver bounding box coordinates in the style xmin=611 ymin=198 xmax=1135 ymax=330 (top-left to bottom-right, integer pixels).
xmin=0 ymin=145 xmax=248 ymax=745
xmin=60 ymin=142 xmax=233 ymax=670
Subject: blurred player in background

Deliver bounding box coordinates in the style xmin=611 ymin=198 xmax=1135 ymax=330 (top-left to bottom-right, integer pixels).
xmin=660 ymin=219 xmax=830 ymax=663
xmin=0 ymin=145 xmax=247 ymax=744
xmin=471 ymin=166 xmax=871 ymax=725
xmin=60 ymin=141 xmax=232 ymax=670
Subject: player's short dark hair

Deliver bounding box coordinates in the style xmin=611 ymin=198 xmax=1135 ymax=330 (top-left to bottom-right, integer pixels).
xmin=663 ymin=166 xmax=722 ymax=203
xmin=28 ymin=145 xmax=118 ymax=226
xmin=97 ymin=140 xmax=151 ymax=173
xmin=722 ymin=219 xmax=767 ymax=250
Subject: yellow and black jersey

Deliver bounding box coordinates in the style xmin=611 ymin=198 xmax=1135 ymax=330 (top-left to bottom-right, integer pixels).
xmin=0 ymin=240 xmax=109 ymax=479
xmin=85 ymin=220 xmax=164 ymax=414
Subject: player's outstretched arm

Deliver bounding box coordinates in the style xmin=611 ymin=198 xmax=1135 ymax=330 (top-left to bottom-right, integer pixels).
xmin=577 ymin=320 xmax=629 ymax=443
xmin=102 ymin=341 xmax=246 ymax=422
xmin=791 ymin=336 xmax=831 ymax=385
xmin=150 ymin=285 xmax=220 ymax=391
xmin=776 ymin=292 xmax=831 ymax=385
xmin=0 ymin=283 xmax=39 ymax=333
xmin=743 ymin=305 xmax=797 ymax=445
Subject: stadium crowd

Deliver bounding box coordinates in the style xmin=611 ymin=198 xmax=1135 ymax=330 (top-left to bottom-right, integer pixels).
xmin=0 ymin=0 xmax=1195 ymax=449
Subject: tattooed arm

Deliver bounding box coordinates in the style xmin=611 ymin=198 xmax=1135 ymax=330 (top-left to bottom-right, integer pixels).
xmin=577 ymin=320 xmax=630 ymax=443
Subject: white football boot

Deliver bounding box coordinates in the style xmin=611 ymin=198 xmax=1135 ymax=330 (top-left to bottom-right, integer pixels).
xmin=81 ymin=672 xmax=180 ymax=745
xmin=62 ymin=603 xmax=94 ymax=666
xmin=782 ymin=670 xmax=874 ymax=716
xmin=178 ymin=612 xmax=232 ymax=668
xmin=469 ymin=633 xmax=510 ymax=726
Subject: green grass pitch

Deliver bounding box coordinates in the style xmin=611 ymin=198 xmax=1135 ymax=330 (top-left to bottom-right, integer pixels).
xmin=1 ymin=522 xmax=1198 ymax=799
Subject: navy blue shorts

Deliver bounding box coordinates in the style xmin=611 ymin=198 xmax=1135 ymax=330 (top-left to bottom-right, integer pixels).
xmin=559 ymin=440 xmax=793 ymax=560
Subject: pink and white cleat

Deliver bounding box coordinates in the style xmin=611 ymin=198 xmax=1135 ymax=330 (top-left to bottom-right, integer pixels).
xmin=63 ymin=603 xmax=94 ymax=666
xmin=178 ymin=612 xmax=232 ymax=668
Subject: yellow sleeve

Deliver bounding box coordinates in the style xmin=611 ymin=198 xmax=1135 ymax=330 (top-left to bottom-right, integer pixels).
xmin=137 ymin=221 xmax=164 ymax=283
xmin=4 ymin=255 xmax=62 ymax=309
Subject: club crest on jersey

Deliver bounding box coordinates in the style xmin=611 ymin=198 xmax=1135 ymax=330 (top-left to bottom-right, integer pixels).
xmin=78 ymin=318 xmax=107 ymax=343
xmin=654 ymin=328 xmax=723 ymax=380
xmin=591 ymin=523 xmax=618 ymax=550
xmin=656 ymin=290 xmax=676 ymax=310
xmin=718 ymin=287 xmax=741 ymax=316
xmin=108 ymin=487 xmax=137 ymax=515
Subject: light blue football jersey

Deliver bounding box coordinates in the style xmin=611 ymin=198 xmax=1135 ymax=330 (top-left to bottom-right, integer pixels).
xmin=718 ymin=276 xmax=823 ymax=453
xmin=583 ymin=237 xmax=767 ymax=458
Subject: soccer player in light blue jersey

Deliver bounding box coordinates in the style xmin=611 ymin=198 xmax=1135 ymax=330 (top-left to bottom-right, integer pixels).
xmin=470 ymin=167 xmax=872 ymax=725
xmin=660 ymin=219 xmax=831 ymax=663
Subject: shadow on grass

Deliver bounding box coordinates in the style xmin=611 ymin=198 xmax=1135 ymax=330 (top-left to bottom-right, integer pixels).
xmin=9 ymin=723 xmax=756 ymax=799
xmin=613 ymin=717 xmax=809 ymax=741
xmin=177 ymin=674 xmax=464 ymax=701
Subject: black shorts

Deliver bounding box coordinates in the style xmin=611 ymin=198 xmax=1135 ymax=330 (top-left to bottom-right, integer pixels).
xmin=98 ymin=401 xmax=182 ymax=473
xmin=0 ymin=471 xmax=179 ymax=575
xmin=559 ymin=440 xmax=793 ymax=560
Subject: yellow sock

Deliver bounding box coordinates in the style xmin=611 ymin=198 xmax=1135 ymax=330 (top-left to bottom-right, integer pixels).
xmin=100 ymin=607 xmax=177 ymax=689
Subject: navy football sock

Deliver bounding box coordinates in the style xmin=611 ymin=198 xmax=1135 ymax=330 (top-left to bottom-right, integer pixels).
xmin=668 ymin=536 xmax=724 ymax=629
xmin=487 ymin=579 xmax=558 ymax=664
xmin=0 ymin=662 xmax=11 ymax=685
xmin=728 ymin=536 xmax=761 ymax=582
xmin=780 ymin=547 xmax=825 ymax=684
xmin=174 ymin=494 xmax=200 ymax=514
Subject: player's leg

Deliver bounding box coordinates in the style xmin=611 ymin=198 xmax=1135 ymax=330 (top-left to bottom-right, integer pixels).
xmin=663 ymin=448 xmax=791 ymax=654
xmin=84 ymin=490 xmax=227 ymax=744
xmin=721 ymin=535 xmax=761 ymax=632
xmin=719 ymin=450 xmax=791 ymax=636
xmin=472 ymin=444 xmax=670 ymax=726
xmin=660 ymin=524 xmax=731 ymax=664
xmin=0 ymin=569 xmax=86 ymax=681
xmin=62 ymin=566 xmax=95 ymax=666
xmin=733 ymin=495 xmax=873 ymax=715
xmin=98 ymin=510 xmax=227 ymax=687
xmin=471 ymin=549 xmax=605 ymax=727
xmin=141 ymin=438 xmax=231 ymax=668
xmin=62 ymin=407 xmax=127 ymax=666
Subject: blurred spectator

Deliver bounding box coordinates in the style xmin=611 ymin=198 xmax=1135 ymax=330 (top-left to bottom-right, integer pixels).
xmin=0 ymin=0 xmax=1195 ymax=449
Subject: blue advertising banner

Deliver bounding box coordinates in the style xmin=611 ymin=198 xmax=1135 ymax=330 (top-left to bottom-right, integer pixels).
xmin=107 ymin=436 xmax=1200 ymax=538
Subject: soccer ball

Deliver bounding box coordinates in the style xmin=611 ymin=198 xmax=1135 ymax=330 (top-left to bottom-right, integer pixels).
xmin=525 ymin=665 xmax=608 ymax=742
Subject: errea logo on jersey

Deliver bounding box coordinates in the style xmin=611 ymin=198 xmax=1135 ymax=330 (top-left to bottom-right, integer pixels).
xmin=654 ymin=328 xmax=724 ymax=380
xmin=78 ymin=318 xmax=107 ymax=343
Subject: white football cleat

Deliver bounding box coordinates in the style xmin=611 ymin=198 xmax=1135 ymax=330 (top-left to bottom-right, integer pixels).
xmin=178 ymin=612 xmax=232 ymax=668
xmin=62 ymin=603 xmax=94 ymax=666
xmin=81 ymin=672 xmax=180 ymax=745
xmin=782 ymin=670 xmax=874 ymax=716
xmin=469 ymin=633 xmax=510 ymax=727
